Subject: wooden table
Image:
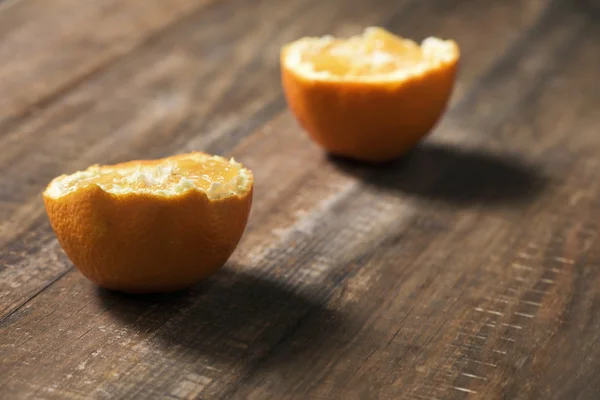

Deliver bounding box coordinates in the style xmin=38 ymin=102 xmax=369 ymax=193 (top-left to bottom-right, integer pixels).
xmin=1 ymin=0 xmax=599 ymax=398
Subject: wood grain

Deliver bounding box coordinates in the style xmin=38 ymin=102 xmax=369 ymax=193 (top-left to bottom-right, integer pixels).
xmin=0 ymin=0 xmax=215 ymax=125
xmin=1 ymin=0 xmax=600 ymax=398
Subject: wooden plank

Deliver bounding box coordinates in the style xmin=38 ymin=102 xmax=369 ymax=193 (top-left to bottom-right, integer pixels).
xmin=228 ymin=6 xmax=600 ymax=400
xmin=0 ymin=0 xmax=209 ymax=123
xmin=6 ymin=1 xmax=596 ymax=399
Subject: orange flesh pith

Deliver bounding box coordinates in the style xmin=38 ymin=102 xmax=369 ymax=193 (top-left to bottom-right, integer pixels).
xmin=90 ymin=158 xmax=241 ymax=192
xmin=50 ymin=155 xmax=246 ymax=197
xmin=301 ymin=28 xmax=424 ymax=76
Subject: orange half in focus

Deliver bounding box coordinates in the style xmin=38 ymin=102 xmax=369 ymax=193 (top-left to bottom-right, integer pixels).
xmin=281 ymin=27 xmax=460 ymax=162
xmin=43 ymin=152 xmax=253 ymax=293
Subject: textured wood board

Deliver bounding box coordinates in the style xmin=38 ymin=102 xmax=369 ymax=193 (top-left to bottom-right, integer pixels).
xmin=1 ymin=0 xmax=600 ymax=399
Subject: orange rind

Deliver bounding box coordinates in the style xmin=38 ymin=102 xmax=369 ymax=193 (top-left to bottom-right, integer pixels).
xmin=43 ymin=152 xmax=253 ymax=293
xmin=281 ymin=27 xmax=460 ymax=162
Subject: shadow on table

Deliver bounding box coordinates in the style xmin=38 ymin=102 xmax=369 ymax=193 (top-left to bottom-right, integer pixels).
xmin=97 ymin=268 xmax=349 ymax=367
xmin=329 ymin=143 xmax=548 ymax=206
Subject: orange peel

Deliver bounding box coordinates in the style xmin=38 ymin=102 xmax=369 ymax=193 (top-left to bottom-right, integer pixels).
xmin=43 ymin=152 xmax=253 ymax=293
xmin=281 ymin=27 xmax=460 ymax=162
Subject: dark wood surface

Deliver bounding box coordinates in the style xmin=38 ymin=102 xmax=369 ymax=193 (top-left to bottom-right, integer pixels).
xmin=1 ymin=0 xmax=600 ymax=398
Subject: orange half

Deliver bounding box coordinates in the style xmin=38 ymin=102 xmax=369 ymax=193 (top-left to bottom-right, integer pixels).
xmin=281 ymin=27 xmax=460 ymax=162
xmin=43 ymin=152 xmax=254 ymax=293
